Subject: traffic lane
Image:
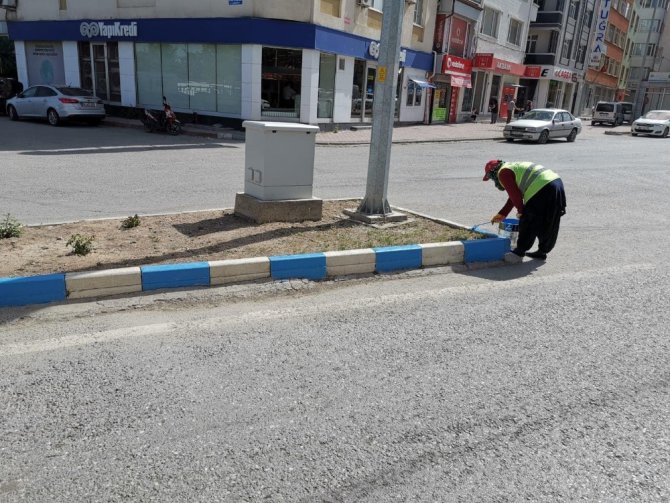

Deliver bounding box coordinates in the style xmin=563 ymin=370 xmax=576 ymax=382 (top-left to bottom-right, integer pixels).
xmin=2 ymin=263 xmax=669 ymax=501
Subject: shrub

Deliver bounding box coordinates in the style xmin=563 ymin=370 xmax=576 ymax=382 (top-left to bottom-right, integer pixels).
xmin=121 ymin=214 xmax=141 ymax=229
xmin=0 ymin=213 xmax=22 ymax=239
xmin=67 ymin=234 xmax=95 ymax=256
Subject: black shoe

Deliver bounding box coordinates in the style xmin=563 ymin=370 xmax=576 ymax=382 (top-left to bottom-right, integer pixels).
xmin=526 ymin=251 xmax=547 ymax=260
xmin=511 ymin=248 xmax=525 ymax=257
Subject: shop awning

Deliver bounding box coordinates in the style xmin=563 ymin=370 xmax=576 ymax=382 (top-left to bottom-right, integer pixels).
xmin=450 ymin=75 xmax=472 ymax=88
xmin=410 ymin=78 xmax=436 ymax=89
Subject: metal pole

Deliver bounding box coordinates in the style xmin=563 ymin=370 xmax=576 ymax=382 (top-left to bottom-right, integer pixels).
xmin=356 ymin=0 xmax=404 ymax=216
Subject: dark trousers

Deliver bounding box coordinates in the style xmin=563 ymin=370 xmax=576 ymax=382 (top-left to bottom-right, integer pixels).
xmin=515 ymin=179 xmax=567 ymax=255
xmin=490 ymin=112 xmax=498 ymax=123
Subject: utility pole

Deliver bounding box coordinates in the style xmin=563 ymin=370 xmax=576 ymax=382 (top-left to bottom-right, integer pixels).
xmin=352 ymin=0 xmax=407 ymax=223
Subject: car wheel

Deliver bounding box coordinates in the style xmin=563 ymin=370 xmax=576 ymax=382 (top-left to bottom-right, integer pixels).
xmin=663 ymin=127 xmax=669 ymax=138
xmin=537 ymin=130 xmax=549 ymax=144
xmin=632 ymin=132 xmax=638 ymax=137
xmin=566 ymin=128 xmax=578 ymax=142
xmin=7 ymin=105 xmax=19 ymax=121
xmin=505 ymin=138 xmax=514 ymax=142
xmin=591 ymin=121 xmax=598 ymax=126
xmin=47 ymin=108 xmax=61 ymax=126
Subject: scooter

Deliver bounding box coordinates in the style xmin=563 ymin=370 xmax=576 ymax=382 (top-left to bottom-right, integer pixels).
xmin=142 ymin=96 xmax=182 ymax=135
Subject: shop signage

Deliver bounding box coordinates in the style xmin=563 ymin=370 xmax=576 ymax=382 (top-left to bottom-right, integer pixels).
xmin=524 ymin=66 xmax=541 ymax=78
xmin=473 ymin=53 xmax=525 ymax=76
xmin=441 ymin=54 xmax=472 ymax=76
xmin=80 ymin=21 xmax=138 ymax=38
xmin=649 ymin=72 xmax=670 ymax=82
xmin=539 ymin=66 xmax=577 ymax=82
xmin=589 ymin=0 xmax=610 ymax=68
xmin=449 ymin=17 xmax=467 ymax=57
xmin=368 ymin=41 xmax=406 ymax=63
xmin=433 ymin=13 xmax=446 ymax=52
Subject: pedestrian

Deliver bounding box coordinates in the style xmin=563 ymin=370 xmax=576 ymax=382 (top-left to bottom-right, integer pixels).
xmin=506 ymin=97 xmax=516 ymax=123
xmin=482 ymin=160 xmax=567 ymax=263
xmin=470 ymin=108 xmax=479 ymax=122
xmin=282 ymin=82 xmax=297 ymax=107
xmin=488 ymin=98 xmax=498 ymax=124
xmin=525 ymin=99 xmax=533 ymax=113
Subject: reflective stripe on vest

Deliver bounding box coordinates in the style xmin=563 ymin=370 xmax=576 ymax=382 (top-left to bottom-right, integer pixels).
xmin=500 ymin=162 xmax=559 ymax=203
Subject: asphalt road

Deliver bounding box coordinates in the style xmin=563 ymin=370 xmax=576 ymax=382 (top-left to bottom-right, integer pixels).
xmin=1 ymin=118 xmax=670 ymax=502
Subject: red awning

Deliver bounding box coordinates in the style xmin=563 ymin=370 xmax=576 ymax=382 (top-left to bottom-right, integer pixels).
xmin=450 ymin=75 xmax=472 ymax=88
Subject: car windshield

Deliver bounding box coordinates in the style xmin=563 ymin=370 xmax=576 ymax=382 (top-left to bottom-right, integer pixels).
xmin=522 ymin=110 xmax=553 ymax=121
xmin=644 ymin=111 xmax=670 ymax=120
xmin=596 ymin=103 xmax=614 ymax=112
xmin=56 ymin=87 xmax=93 ymax=97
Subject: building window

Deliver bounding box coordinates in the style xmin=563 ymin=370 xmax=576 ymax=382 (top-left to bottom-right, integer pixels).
xmin=135 ymin=43 xmax=242 ymax=114
xmin=568 ymin=0 xmax=580 ymax=20
xmin=526 ymin=34 xmax=538 ymax=53
xmin=262 ymin=47 xmax=302 ymax=118
xmin=507 ymin=19 xmax=522 ymax=46
xmin=59 ymin=0 xmax=67 ymax=9
xmin=370 ymin=0 xmax=383 ymax=10
xmin=549 ymin=31 xmax=559 ymax=53
xmin=319 ymin=0 xmax=341 ymax=17
xmin=561 ymin=37 xmax=573 ymax=59
xmin=413 ymin=0 xmax=424 ymax=26
xmin=480 ymin=7 xmax=500 ymax=38
xmin=576 ymin=44 xmax=586 ymax=64
xmin=317 ymin=53 xmax=336 ymax=118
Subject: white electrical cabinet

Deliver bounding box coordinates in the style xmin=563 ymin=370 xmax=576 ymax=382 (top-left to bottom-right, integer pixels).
xmin=242 ymin=121 xmax=320 ymax=201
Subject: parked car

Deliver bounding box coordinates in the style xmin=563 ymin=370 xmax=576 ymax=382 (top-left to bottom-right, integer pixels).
xmin=5 ymin=85 xmax=106 ymax=126
xmin=631 ymin=110 xmax=670 ymax=137
xmin=503 ymin=108 xmax=582 ymax=144
xmin=592 ymin=101 xmax=625 ymax=126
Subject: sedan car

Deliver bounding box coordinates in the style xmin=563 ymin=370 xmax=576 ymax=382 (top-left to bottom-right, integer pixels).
xmin=6 ymin=85 xmax=106 ymax=126
xmin=503 ymin=108 xmax=582 ymax=144
xmin=631 ymin=110 xmax=670 ymax=137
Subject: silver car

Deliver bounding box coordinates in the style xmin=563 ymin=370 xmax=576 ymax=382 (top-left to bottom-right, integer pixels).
xmin=631 ymin=110 xmax=670 ymax=137
xmin=6 ymin=85 xmax=106 ymax=126
xmin=503 ymin=108 xmax=582 ymax=144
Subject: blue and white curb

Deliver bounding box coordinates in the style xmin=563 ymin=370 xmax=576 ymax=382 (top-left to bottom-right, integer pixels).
xmin=0 ymin=237 xmax=510 ymax=309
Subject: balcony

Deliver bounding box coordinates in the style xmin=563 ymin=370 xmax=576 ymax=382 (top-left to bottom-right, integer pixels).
xmin=524 ymin=53 xmax=557 ymax=65
xmin=532 ymin=11 xmax=563 ymax=28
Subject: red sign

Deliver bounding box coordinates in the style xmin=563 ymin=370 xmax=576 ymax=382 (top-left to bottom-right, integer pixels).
xmin=433 ymin=14 xmax=446 ymax=52
xmin=473 ymin=53 xmax=526 ymax=76
xmin=524 ymin=66 xmax=541 ymax=78
xmin=441 ymin=54 xmax=472 ymax=76
xmin=449 ymin=17 xmax=468 ymax=57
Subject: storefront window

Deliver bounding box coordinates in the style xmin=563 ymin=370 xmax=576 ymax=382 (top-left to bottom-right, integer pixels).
xmin=187 ymin=44 xmax=216 ymax=112
xmin=318 ymin=53 xmax=336 ymax=119
xmin=262 ymin=47 xmax=302 ymax=118
xmin=135 ymin=43 xmax=242 ymax=114
xmin=461 ymin=82 xmax=474 ymax=112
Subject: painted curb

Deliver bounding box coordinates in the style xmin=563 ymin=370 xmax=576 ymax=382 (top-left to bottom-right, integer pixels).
xmin=0 ymin=225 xmax=510 ymax=309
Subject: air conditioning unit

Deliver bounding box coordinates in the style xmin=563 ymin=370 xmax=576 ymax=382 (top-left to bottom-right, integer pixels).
xmin=0 ymin=0 xmax=17 ymax=9
xmin=358 ymin=0 xmax=373 ymax=7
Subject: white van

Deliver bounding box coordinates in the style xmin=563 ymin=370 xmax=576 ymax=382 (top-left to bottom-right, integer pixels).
xmin=592 ymin=102 xmax=624 ymax=126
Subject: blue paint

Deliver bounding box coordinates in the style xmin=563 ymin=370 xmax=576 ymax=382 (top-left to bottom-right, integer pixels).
xmin=0 ymin=273 xmax=66 ymax=307
xmin=270 ymin=253 xmax=326 ymax=281
xmin=141 ymin=262 xmax=210 ymax=291
xmin=463 ymin=238 xmax=510 ymax=263
xmin=374 ymin=245 xmax=422 ymax=273
xmin=7 ymin=18 xmax=433 ymax=70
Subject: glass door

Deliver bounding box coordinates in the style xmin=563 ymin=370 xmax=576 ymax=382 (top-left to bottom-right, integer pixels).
xmin=78 ymin=42 xmax=120 ymax=102
xmin=92 ymin=43 xmax=109 ymax=101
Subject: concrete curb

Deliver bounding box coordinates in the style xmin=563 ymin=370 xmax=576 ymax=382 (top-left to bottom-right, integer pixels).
xmin=0 ymin=238 xmax=511 ymax=309
xmin=0 ymin=215 xmax=511 ymax=309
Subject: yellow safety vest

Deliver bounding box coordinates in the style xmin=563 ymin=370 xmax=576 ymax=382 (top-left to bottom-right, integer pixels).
xmin=499 ymin=162 xmax=559 ymax=203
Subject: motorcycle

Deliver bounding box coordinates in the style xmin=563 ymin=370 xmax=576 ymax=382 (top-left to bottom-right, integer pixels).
xmin=142 ymin=96 xmax=182 ymax=135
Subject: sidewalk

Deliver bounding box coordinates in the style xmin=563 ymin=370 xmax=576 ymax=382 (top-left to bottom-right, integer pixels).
xmin=104 ymin=116 xmax=507 ymax=144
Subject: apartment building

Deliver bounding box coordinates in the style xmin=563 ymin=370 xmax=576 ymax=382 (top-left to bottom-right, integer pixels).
xmin=5 ymin=0 xmax=437 ymax=127
xmin=628 ymin=0 xmax=669 ymax=116
xmin=582 ymin=0 xmax=633 ymax=110
xmin=523 ymin=0 xmax=597 ymax=115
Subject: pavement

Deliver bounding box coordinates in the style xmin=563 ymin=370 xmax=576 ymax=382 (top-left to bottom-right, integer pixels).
xmin=105 ymin=115 xmax=510 ymax=145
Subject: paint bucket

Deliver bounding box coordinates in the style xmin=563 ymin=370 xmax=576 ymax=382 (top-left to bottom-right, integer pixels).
xmin=498 ymin=218 xmax=519 ymax=248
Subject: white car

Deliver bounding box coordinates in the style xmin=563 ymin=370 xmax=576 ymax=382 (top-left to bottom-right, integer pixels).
xmin=503 ymin=108 xmax=582 ymax=144
xmin=6 ymin=84 xmax=106 ymax=126
xmin=631 ymin=110 xmax=670 ymax=137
